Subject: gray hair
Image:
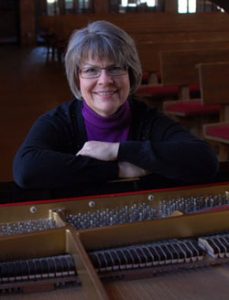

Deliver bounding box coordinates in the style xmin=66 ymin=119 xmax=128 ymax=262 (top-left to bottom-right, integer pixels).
xmin=64 ymin=20 xmax=142 ymax=99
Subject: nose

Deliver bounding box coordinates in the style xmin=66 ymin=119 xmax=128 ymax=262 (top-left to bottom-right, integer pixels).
xmin=97 ymin=69 xmax=114 ymax=83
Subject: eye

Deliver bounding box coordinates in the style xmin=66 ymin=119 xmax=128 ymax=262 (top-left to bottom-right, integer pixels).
xmin=82 ymin=67 xmax=98 ymax=75
xmin=108 ymin=66 xmax=127 ymax=76
xmin=109 ymin=66 xmax=123 ymax=73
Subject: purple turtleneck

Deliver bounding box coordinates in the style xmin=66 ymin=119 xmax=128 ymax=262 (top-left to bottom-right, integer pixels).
xmin=82 ymin=100 xmax=132 ymax=142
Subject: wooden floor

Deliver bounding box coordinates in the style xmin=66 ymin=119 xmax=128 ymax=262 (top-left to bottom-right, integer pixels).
xmin=0 ymin=45 xmax=72 ymax=182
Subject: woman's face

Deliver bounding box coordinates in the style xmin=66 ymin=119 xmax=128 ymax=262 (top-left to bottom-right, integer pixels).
xmin=79 ymin=57 xmax=130 ymax=117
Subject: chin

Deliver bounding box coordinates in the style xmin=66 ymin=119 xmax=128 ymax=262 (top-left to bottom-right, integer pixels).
xmin=96 ymin=105 xmax=118 ymax=117
xmin=98 ymin=110 xmax=116 ymax=117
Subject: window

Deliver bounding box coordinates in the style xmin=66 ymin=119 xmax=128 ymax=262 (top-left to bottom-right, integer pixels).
xmin=178 ymin=0 xmax=225 ymax=14
xmin=178 ymin=0 xmax=196 ymax=13
xmin=121 ymin=0 xmax=156 ymax=7
xmin=119 ymin=0 xmax=157 ymax=12
xmin=47 ymin=0 xmax=58 ymax=15
xmin=78 ymin=0 xmax=93 ymax=12
xmin=46 ymin=0 xmax=94 ymax=15
xmin=197 ymin=0 xmax=225 ymax=12
xmin=65 ymin=0 xmax=73 ymax=10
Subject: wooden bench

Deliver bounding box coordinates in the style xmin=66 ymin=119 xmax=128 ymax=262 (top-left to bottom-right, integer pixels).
xmin=137 ymin=40 xmax=229 ymax=82
xmin=39 ymin=13 xmax=229 ymax=113
xmin=159 ymin=48 xmax=229 ymax=135
xmin=39 ymin=12 xmax=229 ymax=72
xmin=135 ymin=45 xmax=229 ymax=109
xmin=198 ymin=61 xmax=229 ymax=161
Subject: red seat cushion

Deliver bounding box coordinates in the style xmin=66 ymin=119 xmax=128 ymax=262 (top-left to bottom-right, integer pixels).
xmin=189 ymin=84 xmax=200 ymax=97
xmin=141 ymin=71 xmax=150 ymax=84
xmin=205 ymin=124 xmax=229 ymax=140
xmin=136 ymin=84 xmax=200 ymax=99
xmin=164 ymin=100 xmax=220 ymax=117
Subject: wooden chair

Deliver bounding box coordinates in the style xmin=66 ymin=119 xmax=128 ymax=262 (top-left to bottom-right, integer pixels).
xmin=198 ymin=61 xmax=229 ymax=161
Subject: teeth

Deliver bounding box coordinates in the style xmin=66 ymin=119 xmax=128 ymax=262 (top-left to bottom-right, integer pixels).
xmin=97 ymin=91 xmax=114 ymax=95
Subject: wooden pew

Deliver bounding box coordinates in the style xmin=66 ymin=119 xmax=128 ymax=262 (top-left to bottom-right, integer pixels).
xmin=137 ymin=40 xmax=229 ymax=82
xmin=159 ymin=48 xmax=229 ymax=135
xmin=39 ymin=12 xmax=229 ymax=74
xmin=136 ymin=47 xmax=229 ymax=111
xmin=39 ymin=13 xmax=229 ymax=112
xmin=39 ymin=13 xmax=229 ymax=43
xmin=198 ymin=61 xmax=229 ymax=161
xmin=160 ymin=48 xmax=229 ymax=97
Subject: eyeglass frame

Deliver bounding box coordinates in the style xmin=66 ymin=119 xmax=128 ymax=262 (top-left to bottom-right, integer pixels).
xmin=78 ymin=64 xmax=129 ymax=79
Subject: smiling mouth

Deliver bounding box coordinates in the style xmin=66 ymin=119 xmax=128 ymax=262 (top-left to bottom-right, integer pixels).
xmin=95 ymin=90 xmax=116 ymax=96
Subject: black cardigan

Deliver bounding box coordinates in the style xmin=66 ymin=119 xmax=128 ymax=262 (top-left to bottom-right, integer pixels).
xmin=13 ymin=98 xmax=219 ymax=189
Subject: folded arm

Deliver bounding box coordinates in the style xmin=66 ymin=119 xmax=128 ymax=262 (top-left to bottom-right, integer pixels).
xmin=13 ymin=116 xmax=119 ymax=189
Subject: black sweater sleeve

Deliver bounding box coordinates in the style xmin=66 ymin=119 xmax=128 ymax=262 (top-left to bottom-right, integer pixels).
xmin=118 ymin=106 xmax=219 ymax=183
xmin=13 ymin=110 xmax=118 ymax=189
xmin=13 ymin=99 xmax=219 ymax=188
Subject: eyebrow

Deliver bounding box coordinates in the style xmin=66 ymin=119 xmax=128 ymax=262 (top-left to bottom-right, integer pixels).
xmin=81 ymin=63 xmax=116 ymax=68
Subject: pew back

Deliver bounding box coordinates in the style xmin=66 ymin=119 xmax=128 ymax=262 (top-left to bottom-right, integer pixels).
xmin=198 ymin=61 xmax=229 ymax=106
xmin=160 ymin=48 xmax=229 ymax=87
xmin=198 ymin=62 xmax=229 ymax=160
xmin=39 ymin=13 xmax=229 ymax=75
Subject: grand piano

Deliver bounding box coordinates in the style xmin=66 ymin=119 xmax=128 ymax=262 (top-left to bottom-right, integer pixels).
xmin=1 ymin=167 xmax=229 ymax=299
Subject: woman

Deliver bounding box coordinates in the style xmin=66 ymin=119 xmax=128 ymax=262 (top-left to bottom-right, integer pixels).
xmin=13 ymin=20 xmax=218 ymax=189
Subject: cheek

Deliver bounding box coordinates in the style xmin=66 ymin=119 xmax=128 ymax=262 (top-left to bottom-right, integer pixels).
xmin=79 ymin=79 xmax=91 ymax=96
xmin=122 ymin=77 xmax=130 ymax=95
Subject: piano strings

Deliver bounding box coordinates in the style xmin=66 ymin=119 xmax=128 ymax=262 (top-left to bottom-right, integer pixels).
xmin=66 ymin=192 xmax=229 ymax=230
xmin=0 ymin=191 xmax=228 ymax=237
xmin=88 ymin=232 xmax=229 ymax=280
xmin=0 ymin=254 xmax=80 ymax=294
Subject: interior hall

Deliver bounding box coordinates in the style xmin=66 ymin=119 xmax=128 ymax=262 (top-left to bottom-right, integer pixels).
xmin=1 ymin=0 xmax=229 ymax=198
xmin=2 ymin=3 xmax=229 ymax=299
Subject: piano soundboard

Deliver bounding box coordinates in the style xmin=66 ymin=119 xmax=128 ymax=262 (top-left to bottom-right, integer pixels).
xmin=1 ymin=182 xmax=229 ymax=299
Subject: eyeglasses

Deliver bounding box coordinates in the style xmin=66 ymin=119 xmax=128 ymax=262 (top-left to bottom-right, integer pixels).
xmin=79 ymin=65 xmax=128 ymax=79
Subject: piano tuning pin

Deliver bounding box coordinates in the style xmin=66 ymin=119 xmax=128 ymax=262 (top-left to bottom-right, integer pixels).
xmin=148 ymin=194 xmax=155 ymax=201
xmin=29 ymin=206 xmax=37 ymax=214
xmin=88 ymin=200 xmax=96 ymax=208
xmin=225 ymin=191 xmax=229 ymax=201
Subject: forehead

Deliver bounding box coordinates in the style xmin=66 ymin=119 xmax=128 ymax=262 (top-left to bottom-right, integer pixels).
xmin=80 ymin=56 xmax=115 ymax=67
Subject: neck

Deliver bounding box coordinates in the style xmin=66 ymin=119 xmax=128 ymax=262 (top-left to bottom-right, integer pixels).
xmin=82 ymin=100 xmax=132 ymax=142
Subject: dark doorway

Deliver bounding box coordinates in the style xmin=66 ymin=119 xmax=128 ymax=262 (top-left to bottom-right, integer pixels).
xmin=0 ymin=0 xmax=20 ymax=44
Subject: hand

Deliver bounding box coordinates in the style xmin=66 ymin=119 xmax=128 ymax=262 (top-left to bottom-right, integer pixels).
xmin=76 ymin=141 xmax=119 ymax=161
xmin=119 ymin=161 xmax=150 ymax=178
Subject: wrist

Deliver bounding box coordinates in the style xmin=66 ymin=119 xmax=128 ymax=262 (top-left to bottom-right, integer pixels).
xmin=112 ymin=143 xmax=120 ymax=160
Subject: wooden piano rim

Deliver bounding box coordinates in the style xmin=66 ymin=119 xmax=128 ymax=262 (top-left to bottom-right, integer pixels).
xmin=1 ymin=181 xmax=229 ymax=208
